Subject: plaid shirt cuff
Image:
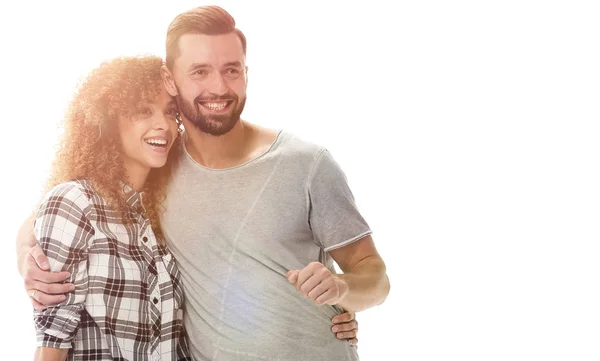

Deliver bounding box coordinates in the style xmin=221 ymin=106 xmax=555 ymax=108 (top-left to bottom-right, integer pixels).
xmin=36 ymin=333 xmax=73 ymax=349
xmin=34 ymin=304 xmax=83 ymax=347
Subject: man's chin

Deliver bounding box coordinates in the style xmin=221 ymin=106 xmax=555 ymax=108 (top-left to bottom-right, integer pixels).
xmin=204 ymin=128 xmax=232 ymax=137
xmin=189 ymin=118 xmax=238 ymax=136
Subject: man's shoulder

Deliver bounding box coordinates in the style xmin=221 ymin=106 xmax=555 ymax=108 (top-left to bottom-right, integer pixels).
xmin=247 ymin=122 xmax=327 ymax=160
xmin=276 ymin=130 xmax=327 ymax=162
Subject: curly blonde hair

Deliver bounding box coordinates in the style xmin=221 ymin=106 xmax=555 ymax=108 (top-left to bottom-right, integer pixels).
xmin=47 ymin=55 xmax=177 ymax=242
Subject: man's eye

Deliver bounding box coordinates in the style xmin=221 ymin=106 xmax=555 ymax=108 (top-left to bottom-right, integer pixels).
xmin=225 ymin=68 xmax=240 ymax=76
xmin=195 ymin=69 xmax=208 ymax=76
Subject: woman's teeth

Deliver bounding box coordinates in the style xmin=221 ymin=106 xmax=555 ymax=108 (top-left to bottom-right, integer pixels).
xmin=145 ymin=139 xmax=167 ymax=147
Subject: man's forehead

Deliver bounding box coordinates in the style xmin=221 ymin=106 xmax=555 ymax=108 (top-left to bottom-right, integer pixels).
xmin=177 ymin=33 xmax=245 ymax=65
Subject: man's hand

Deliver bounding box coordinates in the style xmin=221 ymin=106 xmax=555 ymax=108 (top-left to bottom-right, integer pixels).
xmin=22 ymin=245 xmax=73 ymax=310
xmin=287 ymin=262 xmax=349 ymax=306
xmin=17 ymin=215 xmax=73 ymax=310
xmin=332 ymin=311 xmax=359 ymax=345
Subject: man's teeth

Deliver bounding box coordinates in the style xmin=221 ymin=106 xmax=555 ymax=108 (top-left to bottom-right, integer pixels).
xmin=145 ymin=139 xmax=167 ymax=145
xmin=202 ymin=102 xmax=227 ymax=110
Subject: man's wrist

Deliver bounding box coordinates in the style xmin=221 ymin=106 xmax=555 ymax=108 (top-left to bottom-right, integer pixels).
xmin=333 ymin=275 xmax=350 ymax=303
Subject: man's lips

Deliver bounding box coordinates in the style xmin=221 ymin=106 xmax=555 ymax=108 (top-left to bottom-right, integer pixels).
xmin=197 ymin=99 xmax=233 ymax=112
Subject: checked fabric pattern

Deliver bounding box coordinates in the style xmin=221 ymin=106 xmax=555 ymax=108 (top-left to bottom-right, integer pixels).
xmin=33 ymin=179 xmax=191 ymax=360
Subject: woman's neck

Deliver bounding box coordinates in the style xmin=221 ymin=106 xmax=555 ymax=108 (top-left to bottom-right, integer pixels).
xmin=123 ymin=161 xmax=150 ymax=192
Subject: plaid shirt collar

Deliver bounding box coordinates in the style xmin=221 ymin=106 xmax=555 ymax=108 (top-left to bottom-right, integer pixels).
xmin=121 ymin=182 xmax=144 ymax=210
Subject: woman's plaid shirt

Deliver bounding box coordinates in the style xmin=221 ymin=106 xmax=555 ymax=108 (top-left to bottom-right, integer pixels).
xmin=33 ymin=180 xmax=191 ymax=360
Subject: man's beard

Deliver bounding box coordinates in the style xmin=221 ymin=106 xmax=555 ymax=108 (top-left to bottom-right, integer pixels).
xmin=175 ymin=89 xmax=246 ymax=136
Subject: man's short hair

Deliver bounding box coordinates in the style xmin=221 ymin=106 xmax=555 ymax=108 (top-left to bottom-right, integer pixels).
xmin=166 ymin=5 xmax=247 ymax=70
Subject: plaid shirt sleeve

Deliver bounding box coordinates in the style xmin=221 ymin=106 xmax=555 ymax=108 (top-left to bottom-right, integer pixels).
xmin=33 ymin=182 xmax=95 ymax=349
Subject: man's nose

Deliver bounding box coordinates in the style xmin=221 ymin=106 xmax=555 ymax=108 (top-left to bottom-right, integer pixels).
xmin=207 ymin=72 xmax=228 ymax=96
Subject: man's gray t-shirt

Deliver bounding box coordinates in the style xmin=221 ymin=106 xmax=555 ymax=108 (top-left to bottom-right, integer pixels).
xmin=162 ymin=131 xmax=372 ymax=361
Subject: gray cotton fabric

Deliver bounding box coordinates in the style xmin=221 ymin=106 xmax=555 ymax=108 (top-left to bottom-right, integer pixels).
xmin=161 ymin=130 xmax=372 ymax=361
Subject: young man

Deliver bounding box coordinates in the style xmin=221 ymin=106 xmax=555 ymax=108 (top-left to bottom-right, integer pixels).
xmin=18 ymin=6 xmax=390 ymax=361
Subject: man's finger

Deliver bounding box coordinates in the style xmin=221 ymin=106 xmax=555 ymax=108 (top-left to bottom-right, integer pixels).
xmin=30 ymin=281 xmax=75 ymax=295
xmin=29 ymin=244 xmax=50 ymax=270
xmin=307 ymin=280 xmax=331 ymax=301
xmin=31 ymin=298 xmax=47 ymax=311
xmin=336 ymin=330 xmax=358 ymax=340
xmin=31 ymin=290 xmax=67 ymax=307
xmin=332 ymin=311 xmax=355 ymax=324
xmin=315 ymin=288 xmax=336 ymax=305
xmin=25 ymin=259 xmax=70 ymax=283
xmin=40 ymin=271 xmax=72 ymax=284
xmin=29 ymin=289 xmax=51 ymax=310
xmin=300 ymin=275 xmax=325 ymax=297
xmin=347 ymin=337 xmax=358 ymax=345
xmin=295 ymin=267 xmax=316 ymax=290
xmin=332 ymin=320 xmax=358 ymax=333
xmin=286 ymin=270 xmax=299 ymax=283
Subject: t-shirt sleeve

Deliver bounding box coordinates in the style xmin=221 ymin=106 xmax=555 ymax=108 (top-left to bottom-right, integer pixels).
xmin=308 ymin=149 xmax=372 ymax=252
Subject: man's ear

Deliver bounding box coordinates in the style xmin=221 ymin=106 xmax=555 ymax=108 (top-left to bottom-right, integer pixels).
xmin=161 ymin=65 xmax=178 ymax=96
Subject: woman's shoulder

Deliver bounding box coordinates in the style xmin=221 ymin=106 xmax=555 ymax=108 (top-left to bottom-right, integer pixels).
xmin=41 ymin=179 xmax=95 ymax=210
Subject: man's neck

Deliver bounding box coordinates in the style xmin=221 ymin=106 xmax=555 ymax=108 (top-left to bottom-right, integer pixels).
xmin=184 ymin=119 xmax=252 ymax=169
xmin=184 ymin=119 xmax=281 ymax=170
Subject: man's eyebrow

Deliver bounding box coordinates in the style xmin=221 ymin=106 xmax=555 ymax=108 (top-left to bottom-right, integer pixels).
xmin=224 ymin=61 xmax=242 ymax=67
xmin=188 ymin=63 xmax=211 ymax=71
xmin=188 ymin=61 xmax=243 ymax=71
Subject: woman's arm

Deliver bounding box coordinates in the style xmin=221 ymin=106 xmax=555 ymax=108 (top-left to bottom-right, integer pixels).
xmin=33 ymin=183 xmax=94 ymax=350
xmin=17 ymin=212 xmax=73 ymax=310
xmin=34 ymin=347 xmax=68 ymax=361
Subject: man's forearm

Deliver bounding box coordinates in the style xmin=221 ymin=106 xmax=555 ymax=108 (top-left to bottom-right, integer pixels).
xmin=335 ymin=256 xmax=390 ymax=312
xmin=16 ymin=212 xmax=36 ymax=273
xmin=34 ymin=347 xmax=69 ymax=361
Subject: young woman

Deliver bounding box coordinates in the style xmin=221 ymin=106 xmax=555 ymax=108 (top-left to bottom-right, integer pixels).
xmin=32 ymin=55 xmax=358 ymax=361
xmin=32 ymin=55 xmax=188 ymax=361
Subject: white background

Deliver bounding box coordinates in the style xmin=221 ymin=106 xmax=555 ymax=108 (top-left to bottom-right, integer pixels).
xmin=0 ymin=1 xmax=599 ymax=360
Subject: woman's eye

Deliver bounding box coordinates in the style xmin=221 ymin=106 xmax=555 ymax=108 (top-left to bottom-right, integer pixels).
xmin=138 ymin=107 xmax=152 ymax=116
